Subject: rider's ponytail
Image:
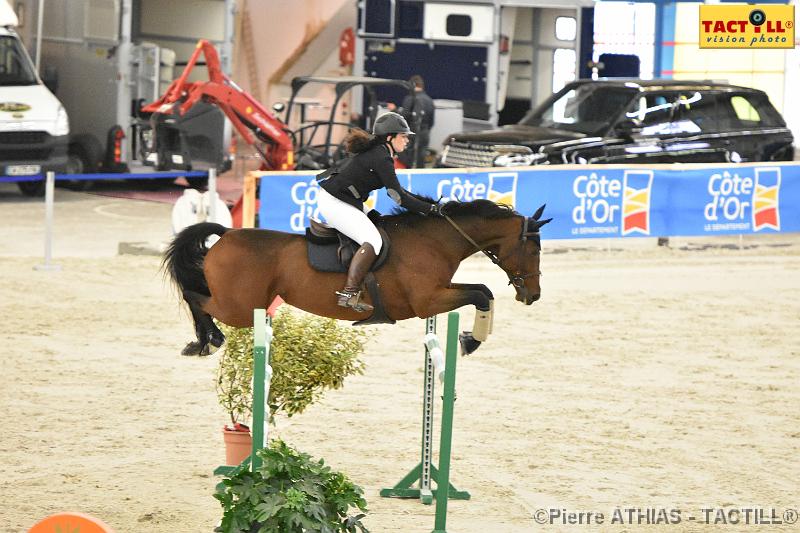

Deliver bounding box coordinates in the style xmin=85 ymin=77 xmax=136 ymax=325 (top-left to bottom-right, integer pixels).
xmin=345 ymin=128 xmax=383 ymax=154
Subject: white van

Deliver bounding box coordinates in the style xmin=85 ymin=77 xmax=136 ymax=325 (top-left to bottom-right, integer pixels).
xmin=28 ymin=0 xmax=235 ymax=191
xmin=0 ymin=1 xmax=69 ymax=196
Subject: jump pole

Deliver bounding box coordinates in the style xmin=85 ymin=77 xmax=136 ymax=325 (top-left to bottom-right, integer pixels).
xmin=381 ymin=312 xmax=469 ymax=532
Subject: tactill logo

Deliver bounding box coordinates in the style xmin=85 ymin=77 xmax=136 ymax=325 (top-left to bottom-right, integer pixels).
xmin=699 ymin=4 xmax=795 ymax=49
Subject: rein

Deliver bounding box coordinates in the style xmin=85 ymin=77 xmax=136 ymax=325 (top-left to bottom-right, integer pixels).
xmin=443 ymin=214 xmax=541 ymax=289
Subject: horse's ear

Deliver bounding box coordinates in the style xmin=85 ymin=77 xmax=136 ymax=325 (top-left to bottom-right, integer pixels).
xmin=533 ymin=217 xmax=552 ymax=230
xmin=531 ymin=204 xmax=546 ymax=221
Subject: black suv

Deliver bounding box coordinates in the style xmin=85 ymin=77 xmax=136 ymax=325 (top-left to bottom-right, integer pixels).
xmin=438 ymin=80 xmax=794 ymax=167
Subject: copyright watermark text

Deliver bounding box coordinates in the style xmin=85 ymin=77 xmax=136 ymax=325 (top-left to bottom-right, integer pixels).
xmin=532 ymin=507 xmax=798 ymax=526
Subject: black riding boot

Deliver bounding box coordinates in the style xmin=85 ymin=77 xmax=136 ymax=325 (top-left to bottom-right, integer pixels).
xmin=336 ymin=243 xmax=377 ymax=312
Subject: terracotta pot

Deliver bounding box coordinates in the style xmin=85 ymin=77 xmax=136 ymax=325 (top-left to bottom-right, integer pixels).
xmin=223 ymin=427 xmax=252 ymax=466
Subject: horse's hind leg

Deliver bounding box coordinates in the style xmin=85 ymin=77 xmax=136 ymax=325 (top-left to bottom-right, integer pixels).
xmin=181 ymin=290 xmax=225 ymax=356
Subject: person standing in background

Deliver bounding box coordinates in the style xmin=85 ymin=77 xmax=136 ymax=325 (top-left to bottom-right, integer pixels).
xmin=388 ymin=75 xmax=435 ymax=168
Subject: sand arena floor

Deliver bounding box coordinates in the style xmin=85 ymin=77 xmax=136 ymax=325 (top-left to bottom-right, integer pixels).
xmin=1 ymin=183 xmax=798 ymax=532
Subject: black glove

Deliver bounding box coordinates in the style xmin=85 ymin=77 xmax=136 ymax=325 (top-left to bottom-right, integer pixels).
xmin=366 ymin=209 xmax=383 ymax=224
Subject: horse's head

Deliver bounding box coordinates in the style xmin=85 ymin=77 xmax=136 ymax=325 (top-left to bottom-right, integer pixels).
xmin=400 ymin=198 xmax=551 ymax=305
xmin=496 ymin=204 xmax=551 ymax=305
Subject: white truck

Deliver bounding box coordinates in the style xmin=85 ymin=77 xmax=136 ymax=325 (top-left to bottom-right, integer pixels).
xmin=0 ymin=1 xmax=70 ymax=195
xmin=11 ymin=0 xmax=235 ymax=195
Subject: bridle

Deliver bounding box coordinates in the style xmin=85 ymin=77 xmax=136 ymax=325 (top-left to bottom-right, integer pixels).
xmin=443 ymin=214 xmax=543 ymax=292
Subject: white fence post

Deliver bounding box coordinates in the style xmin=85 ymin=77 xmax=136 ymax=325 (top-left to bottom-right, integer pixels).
xmin=34 ymin=172 xmax=61 ymax=271
xmin=208 ymin=168 xmax=217 ymax=223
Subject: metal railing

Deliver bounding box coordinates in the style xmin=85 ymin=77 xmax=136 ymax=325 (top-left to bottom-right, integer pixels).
xmin=0 ymin=169 xmax=217 ymax=270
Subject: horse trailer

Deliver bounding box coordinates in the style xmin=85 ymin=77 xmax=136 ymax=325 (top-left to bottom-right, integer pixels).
xmin=353 ymin=0 xmax=595 ymax=143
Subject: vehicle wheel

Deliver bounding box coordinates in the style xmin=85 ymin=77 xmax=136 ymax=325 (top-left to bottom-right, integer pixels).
xmin=186 ymin=175 xmax=209 ymax=190
xmin=65 ymin=135 xmax=101 ymax=190
xmin=18 ymin=179 xmax=45 ymax=197
xmin=64 ymin=151 xmax=93 ymax=191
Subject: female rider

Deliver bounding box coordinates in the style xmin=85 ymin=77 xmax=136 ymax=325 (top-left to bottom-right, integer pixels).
xmin=316 ymin=112 xmax=440 ymax=313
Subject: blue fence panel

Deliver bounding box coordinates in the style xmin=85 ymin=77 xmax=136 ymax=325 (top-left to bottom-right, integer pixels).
xmin=258 ymin=163 xmax=800 ymax=239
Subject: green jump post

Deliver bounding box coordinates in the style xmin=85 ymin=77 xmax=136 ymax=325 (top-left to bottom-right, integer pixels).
xmin=214 ymin=308 xmax=271 ymax=478
xmin=251 ymin=308 xmax=272 ymax=471
xmin=380 ymin=312 xmax=468 ymax=532
xmin=432 ymin=311 xmax=460 ymax=533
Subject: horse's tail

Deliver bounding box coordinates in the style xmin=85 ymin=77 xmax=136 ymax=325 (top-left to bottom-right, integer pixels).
xmin=162 ymin=222 xmax=229 ymax=296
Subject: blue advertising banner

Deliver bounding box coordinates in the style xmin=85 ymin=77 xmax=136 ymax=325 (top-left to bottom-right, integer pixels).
xmin=258 ymin=163 xmax=800 ymax=239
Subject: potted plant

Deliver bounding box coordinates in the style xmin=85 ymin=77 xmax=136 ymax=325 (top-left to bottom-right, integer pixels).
xmin=215 ymin=439 xmax=369 ymax=532
xmin=215 ymin=308 xmax=366 ymax=465
xmin=215 ymin=319 xmax=256 ymax=465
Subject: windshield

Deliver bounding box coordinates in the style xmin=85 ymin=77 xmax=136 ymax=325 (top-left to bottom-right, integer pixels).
xmin=0 ymin=36 xmax=38 ymax=86
xmin=520 ymin=84 xmax=636 ymax=134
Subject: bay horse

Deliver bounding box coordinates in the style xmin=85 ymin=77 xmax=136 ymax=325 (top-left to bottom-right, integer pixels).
xmin=162 ymin=199 xmax=550 ymax=356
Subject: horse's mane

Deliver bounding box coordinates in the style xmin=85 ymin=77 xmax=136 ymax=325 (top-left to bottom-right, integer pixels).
xmin=383 ymin=195 xmax=518 ymax=228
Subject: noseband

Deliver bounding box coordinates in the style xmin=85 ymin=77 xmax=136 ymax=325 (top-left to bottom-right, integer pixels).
xmin=505 ymin=216 xmax=542 ymax=289
xmin=443 ymin=215 xmax=541 ymax=290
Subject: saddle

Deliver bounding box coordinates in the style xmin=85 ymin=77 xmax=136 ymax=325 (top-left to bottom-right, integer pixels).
xmin=305 ymin=219 xmax=395 ymax=326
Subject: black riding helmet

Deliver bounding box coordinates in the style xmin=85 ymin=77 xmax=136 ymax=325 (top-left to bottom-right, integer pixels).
xmin=373 ymin=112 xmax=415 ymax=138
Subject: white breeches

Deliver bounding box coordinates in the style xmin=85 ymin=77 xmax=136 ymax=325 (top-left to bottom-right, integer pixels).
xmin=317 ymin=187 xmax=383 ymax=254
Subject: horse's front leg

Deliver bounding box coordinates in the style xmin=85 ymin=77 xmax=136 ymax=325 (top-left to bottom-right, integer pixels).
xmin=447 ymin=283 xmax=495 ymax=354
xmin=412 ymin=284 xmax=492 ymax=355
xmin=449 ymin=282 xmax=495 ymax=338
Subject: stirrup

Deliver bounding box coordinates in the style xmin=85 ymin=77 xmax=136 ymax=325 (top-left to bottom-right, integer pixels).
xmin=336 ymin=289 xmax=373 ymax=313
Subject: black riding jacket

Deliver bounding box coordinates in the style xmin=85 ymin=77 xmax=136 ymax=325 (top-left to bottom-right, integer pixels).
xmin=317 ymin=144 xmax=435 ymax=214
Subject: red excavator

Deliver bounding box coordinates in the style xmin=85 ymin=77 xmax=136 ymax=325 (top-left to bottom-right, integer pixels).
xmin=141 ymin=39 xmax=294 ymax=173
xmin=140 ymin=39 xmax=415 ymax=225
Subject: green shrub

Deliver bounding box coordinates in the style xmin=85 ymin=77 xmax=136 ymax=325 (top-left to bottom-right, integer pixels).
xmin=214 ymin=439 xmax=369 ymax=533
xmin=216 ymin=309 xmax=366 ymax=426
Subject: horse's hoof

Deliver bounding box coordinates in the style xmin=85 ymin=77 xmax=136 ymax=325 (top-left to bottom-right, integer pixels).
xmin=181 ymin=341 xmax=204 ymax=356
xmin=204 ymin=333 xmax=225 ymax=356
xmin=459 ymin=332 xmax=481 ymax=356
xmin=204 ymin=341 xmax=223 ymax=356
xmin=209 ymin=331 xmax=226 ymax=348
